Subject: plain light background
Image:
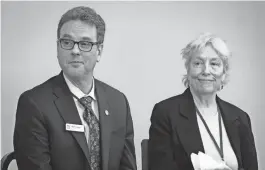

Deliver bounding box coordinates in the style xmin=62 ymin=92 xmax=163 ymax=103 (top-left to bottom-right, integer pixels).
xmin=1 ymin=1 xmax=265 ymax=169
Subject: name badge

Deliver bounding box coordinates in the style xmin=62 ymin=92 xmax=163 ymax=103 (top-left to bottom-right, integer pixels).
xmin=66 ymin=123 xmax=84 ymax=132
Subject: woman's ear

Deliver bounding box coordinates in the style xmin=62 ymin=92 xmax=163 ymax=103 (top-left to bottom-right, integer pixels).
xmin=221 ymin=73 xmax=226 ymax=82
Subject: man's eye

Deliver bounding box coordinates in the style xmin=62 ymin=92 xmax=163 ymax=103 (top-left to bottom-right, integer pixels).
xmin=62 ymin=40 xmax=72 ymax=45
xmin=80 ymin=42 xmax=90 ymax=46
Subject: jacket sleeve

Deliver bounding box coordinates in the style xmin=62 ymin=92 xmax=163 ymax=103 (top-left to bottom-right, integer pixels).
xmin=148 ymin=103 xmax=179 ymax=170
xmin=240 ymin=112 xmax=258 ymax=170
xmin=119 ymin=95 xmax=137 ymax=170
xmin=13 ymin=92 xmax=52 ymax=170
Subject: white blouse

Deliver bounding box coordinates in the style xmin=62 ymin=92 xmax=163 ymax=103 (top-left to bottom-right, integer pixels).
xmin=196 ymin=107 xmax=238 ymax=170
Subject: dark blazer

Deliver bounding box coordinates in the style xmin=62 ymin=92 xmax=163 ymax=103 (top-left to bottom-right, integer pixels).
xmin=13 ymin=72 xmax=137 ymax=170
xmin=148 ymin=88 xmax=258 ymax=170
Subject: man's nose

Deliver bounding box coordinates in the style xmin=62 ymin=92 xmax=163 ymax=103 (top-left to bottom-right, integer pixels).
xmin=72 ymin=43 xmax=80 ymax=54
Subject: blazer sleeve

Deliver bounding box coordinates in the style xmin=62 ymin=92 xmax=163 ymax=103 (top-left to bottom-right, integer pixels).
xmin=119 ymin=95 xmax=137 ymax=170
xmin=240 ymin=112 xmax=258 ymax=170
xmin=148 ymin=103 xmax=178 ymax=170
xmin=13 ymin=92 xmax=52 ymax=170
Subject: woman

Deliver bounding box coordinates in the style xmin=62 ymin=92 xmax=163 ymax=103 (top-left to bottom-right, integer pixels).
xmin=148 ymin=33 xmax=258 ymax=170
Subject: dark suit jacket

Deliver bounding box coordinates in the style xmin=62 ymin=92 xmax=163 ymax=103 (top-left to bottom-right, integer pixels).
xmin=13 ymin=72 xmax=137 ymax=170
xmin=148 ymin=88 xmax=258 ymax=170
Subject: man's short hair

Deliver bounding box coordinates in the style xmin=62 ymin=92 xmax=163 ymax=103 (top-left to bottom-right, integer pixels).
xmin=57 ymin=6 xmax=106 ymax=44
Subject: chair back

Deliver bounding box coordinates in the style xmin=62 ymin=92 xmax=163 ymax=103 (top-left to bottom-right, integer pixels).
xmin=141 ymin=139 xmax=149 ymax=170
xmin=1 ymin=152 xmax=15 ymax=170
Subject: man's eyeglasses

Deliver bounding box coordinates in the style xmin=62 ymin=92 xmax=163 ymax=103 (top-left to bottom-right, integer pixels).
xmin=59 ymin=38 xmax=99 ymax=52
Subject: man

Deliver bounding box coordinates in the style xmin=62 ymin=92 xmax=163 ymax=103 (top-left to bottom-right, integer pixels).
xmin=13 ymin=6 xmax=137 ymax=170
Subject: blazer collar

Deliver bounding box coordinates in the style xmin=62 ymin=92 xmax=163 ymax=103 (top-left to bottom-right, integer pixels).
xmin=179 ymin=88 xmax=239 ymax=122
xmin=177 ymin=88 xmax=205 ymax=155
xmin=179 ymin=88 xmax=196 ymax=120
xmin=216 ymin=96 xmax=242 ymax=168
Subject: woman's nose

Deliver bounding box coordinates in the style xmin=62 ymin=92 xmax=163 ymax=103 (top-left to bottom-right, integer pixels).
xmin=202 ymin=63 xmax=211 ymax=75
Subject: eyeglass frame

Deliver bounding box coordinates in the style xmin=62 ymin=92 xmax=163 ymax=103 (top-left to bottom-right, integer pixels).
xmin=58 ymin=38 xmax=100 ymax=52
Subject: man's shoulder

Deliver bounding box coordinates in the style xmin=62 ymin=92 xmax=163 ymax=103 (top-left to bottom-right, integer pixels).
xmin=95 ymin=79 xmax=129 ymax=108
xmin=21 ymin=75 xmax=58 ymax=99
xmin=95 ymin=78 xmax=125 ymax=97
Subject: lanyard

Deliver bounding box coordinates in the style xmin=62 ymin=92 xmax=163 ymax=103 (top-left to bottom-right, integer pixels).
xmin=196 ymin=106 xmax=224 ymax=160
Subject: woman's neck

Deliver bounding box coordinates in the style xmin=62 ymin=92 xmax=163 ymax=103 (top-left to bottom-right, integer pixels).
xmin=190 ymin=87 xmax=217 ymax=109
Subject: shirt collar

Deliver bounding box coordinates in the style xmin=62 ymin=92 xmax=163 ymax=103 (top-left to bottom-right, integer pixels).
xmin=63 ymin=73 xmax=96 ymax=101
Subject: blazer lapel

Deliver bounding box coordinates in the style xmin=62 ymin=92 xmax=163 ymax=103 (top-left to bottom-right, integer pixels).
xmin=52 ymin=72 xmax=90 ymax=165
xmin=95 ymin=79 xmax=111 ymax=170
xmin=177 ymin=88 xmax=205 ymax=156
xmin=217 ymin=97 xmax=243 ymax=168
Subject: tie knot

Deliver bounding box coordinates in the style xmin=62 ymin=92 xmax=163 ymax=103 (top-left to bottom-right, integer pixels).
xmin=79 ymin=96 xmax=93 ymax=109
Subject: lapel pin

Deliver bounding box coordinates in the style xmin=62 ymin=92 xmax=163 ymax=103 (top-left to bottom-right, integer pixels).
xmin=105 ymin=110 xmax=109 ymax=116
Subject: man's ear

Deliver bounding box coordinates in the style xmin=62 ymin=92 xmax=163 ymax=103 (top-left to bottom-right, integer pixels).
xmin=96 ymin=44 xmax=103 ymax=62
xmin=56 ymin=40 xmax=60 ymax=56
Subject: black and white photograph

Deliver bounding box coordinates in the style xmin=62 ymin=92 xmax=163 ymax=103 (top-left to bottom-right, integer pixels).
xmin=1 ymin=1 xmax=265 ymax=170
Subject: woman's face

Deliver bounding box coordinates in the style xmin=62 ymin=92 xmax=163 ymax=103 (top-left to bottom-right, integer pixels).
xmin=187 ymin=45 xmax=225 ymax=96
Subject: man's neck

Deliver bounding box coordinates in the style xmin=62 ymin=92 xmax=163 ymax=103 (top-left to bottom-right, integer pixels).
xmin=65 ymin=74 xmax=93 ymax=94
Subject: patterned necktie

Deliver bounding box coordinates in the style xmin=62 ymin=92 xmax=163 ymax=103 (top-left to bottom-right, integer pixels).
xmin=79 ymin=96 xmax=101 ymax=170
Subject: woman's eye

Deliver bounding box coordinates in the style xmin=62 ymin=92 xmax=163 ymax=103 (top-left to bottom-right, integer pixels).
xmin=211 ymin=62 xmax=220 ymax=66
xmin=194 ymin=61 xmax=202 ymax=66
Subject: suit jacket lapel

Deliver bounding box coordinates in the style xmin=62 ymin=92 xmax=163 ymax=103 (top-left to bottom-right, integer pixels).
xmin=177 ymin=88 xmax=205 ymax=156
xmin=95 ymin=79 xmax=111 ymax=170
xmin=52 ymin=72 xmax=90 ymax=165
xmin=217 ymin=97 xmax=243 ymax=168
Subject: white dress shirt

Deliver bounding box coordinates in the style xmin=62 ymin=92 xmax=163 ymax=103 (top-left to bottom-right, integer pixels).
xmin=63 ymin=73 xmax=99 ymax=147
xmin=195 ymin=103 xmax=238 ymax=170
